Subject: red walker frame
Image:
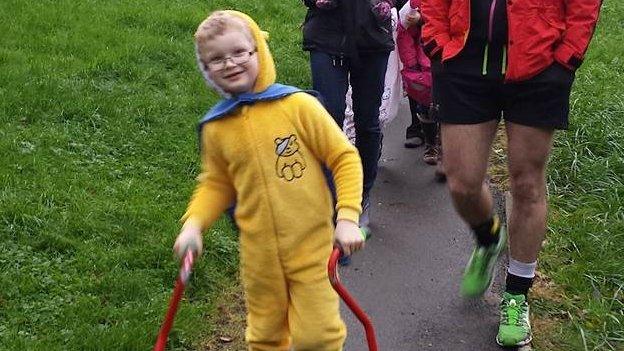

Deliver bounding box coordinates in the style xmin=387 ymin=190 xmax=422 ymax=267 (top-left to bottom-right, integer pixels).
xmin=153 ymin=251 xmax=194 ymax=351
xmin=154 ymin=247 xmax=378 ymax=350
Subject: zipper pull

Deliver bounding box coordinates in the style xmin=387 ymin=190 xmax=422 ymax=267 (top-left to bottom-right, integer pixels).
xmin=482 ymin=43 xmax=489 ymax=76
xmin=501 ymin=45 xmax=507 ymax=75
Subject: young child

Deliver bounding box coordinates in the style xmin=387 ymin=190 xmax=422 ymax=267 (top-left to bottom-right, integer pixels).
xmin=397 ymin=0 xmax=440 ymax=166
xmin=173 ymin=10 xmax=366 ymax=350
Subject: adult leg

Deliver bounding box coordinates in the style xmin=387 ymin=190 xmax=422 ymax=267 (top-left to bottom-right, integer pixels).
xmin=442 ymin=121 xmax=508 ymax=297
xmin=495 ymin=122 xmax=554 ymax=347
xmin=506 ymin=122 xmax=554 ymax=263
xmin=350 ymin=53 xmax=389 ymax=200
xmin=496 ymin=61 xmax=573 ymax=347
xmin=309 ymin=51 xmax=350 ymax=127
xmin=310 ymin=51 xmax=350 ymax=224
xmin=441 ymin=121 xmax=498 ymax=226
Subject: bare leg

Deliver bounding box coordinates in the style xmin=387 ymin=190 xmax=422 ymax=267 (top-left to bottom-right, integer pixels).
xmin=505 ymin=122 xmax=554 ymax=263
xmin=441 ymin=121 xmax=499 ymax=226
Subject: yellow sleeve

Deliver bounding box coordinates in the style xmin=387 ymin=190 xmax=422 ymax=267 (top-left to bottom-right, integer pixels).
xmin=294 ymin=93 xmax=363 ymax=224
xmin=181 ymin=127 xmax=236 ymax=230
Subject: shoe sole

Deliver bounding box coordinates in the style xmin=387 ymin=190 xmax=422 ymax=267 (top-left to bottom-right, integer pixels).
xmin=496 ymin=335 xmax=532 ymax=347
xmin=404 ymin=137 xmax=424 ymax=148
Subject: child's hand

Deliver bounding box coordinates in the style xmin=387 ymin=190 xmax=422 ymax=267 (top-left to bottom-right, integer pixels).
xmin=405 ymin=8 xmax=421 ymax=27
xmin=173 ymin=220 xmax=203 ymax=259
xmin=371 ymin=0 xmax=392 ymax=23
xmin=334 ymin=220 xmax=365 ymax=256
xmin=316 ymin=0 xmax=338 ymax=10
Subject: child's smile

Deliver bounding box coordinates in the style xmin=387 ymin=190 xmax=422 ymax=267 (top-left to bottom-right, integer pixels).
xmin=199 ymin=30 xmax=259 ymax=95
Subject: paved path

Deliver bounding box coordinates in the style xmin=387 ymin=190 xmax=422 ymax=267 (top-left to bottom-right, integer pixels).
xmin=340 ymin=100 xmax=510 ymax=351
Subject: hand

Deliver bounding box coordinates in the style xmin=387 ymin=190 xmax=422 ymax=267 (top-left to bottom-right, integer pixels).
xmin=316 ymin=0 xmax=338 ymax=10
xmin=334 ymin=220 xmax=365 ymax=256
xmin=173 ymin=220 xmax=203 ymax=259
xmin=371 ymin=0 xmax=392 ymax=23
xmin=405 ymin=9 xmax=421 ymax=27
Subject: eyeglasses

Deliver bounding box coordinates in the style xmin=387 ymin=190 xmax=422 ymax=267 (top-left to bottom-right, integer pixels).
xmin=206 ymin=49 xmax=257 ymax=72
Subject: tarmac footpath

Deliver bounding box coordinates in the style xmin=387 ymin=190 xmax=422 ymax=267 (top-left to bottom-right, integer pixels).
xmin=340 ymin=101 xmax=514 ymax=351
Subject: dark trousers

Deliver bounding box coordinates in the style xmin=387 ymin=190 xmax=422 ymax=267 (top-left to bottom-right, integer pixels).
xmin=310 ymin=51 xmax=389 ymax=199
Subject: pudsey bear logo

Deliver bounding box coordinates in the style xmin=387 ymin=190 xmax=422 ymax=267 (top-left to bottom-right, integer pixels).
xmin=274 ymin=134 xmax=306 ymax=181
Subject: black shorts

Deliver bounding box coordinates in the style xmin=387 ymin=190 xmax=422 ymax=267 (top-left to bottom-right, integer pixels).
xmin=432 ymin=62 xmax=575 ymax=129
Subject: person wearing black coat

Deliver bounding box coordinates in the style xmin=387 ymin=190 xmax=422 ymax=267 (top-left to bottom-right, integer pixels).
xmin=302 ymin=0 xmax=396 ymax=228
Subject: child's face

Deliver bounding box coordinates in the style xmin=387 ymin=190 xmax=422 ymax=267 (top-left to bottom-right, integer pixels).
xmin=199 ymin=30 xmax=259 ymax=95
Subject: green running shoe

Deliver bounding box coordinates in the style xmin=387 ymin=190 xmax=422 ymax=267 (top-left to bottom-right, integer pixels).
xmin=460 ymin=224 xmax=507 ymax=297
xmin=497 ymin=292 xmax=532 ymax=347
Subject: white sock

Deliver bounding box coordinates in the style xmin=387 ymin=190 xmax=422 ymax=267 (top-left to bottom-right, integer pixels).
xmin=508 ymin=258 xmax=537 ymax=278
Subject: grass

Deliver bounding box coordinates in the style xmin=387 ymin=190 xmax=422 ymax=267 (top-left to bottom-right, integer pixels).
xmin=0 ymin=0 xmax=308 ymax=349
xmin=532 ymin=2 xmax=624 ymax=348
xmin=1 ymin=0 xmax=622 ymax=350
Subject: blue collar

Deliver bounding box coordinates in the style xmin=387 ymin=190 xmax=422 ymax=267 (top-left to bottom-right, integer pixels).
xmin=199 ymin=83 xmax=303 ymax=126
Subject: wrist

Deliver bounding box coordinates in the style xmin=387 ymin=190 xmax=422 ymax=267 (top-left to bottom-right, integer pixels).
xmin=336 ymin=218 xmax=358 ymax=226
xmin=182 ymin=219 xmax=203 ymax=235
xmin=554 ymin=41 xmax=582 ymax=71
xmin=336 ymin=208 xmax=360 ymax=224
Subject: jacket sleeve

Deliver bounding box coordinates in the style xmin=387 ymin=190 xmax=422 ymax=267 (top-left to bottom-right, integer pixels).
xmin=397 ymin=24 xmax=419 ymax=68
xmin=181 ymin=128 xmax=236 ymax=230
xmin=554 ymin=0 xmax=603 ymax=70
xmin=294 ymin=93 xmax=363 ymax=224
xmin=302 ymin=0 xmax=316 ymax=8
xmin=421 ymin=0 xmax=451 ymax=58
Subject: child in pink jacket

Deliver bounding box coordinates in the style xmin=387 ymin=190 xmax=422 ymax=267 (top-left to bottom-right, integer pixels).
xmin=397 ymin=0 xmax=441 ymax=172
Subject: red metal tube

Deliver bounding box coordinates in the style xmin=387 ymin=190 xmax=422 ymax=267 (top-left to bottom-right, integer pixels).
xmin=153 ymin=251 xmax=195 ymax=351
xmin=328 ymin=247 xmax=378 ymax=351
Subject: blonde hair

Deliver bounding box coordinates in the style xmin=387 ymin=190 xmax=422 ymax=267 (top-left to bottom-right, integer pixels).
xmin=194 ymin=11 xmax=255 ymax=46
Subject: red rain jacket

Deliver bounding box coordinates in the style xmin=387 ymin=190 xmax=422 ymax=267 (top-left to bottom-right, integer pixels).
xmin=421 ymin=0 xmax=602 ymax=81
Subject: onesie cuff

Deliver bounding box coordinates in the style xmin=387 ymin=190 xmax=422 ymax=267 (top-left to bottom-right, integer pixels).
xmin=336 ymin=207 xmax=360 ymax=225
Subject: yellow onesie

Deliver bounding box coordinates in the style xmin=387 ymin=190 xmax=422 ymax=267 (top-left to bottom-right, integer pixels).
xmin=183 ymin=11 xmax=363 ymax=350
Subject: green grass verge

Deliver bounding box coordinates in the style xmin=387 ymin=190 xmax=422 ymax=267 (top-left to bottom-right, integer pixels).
xmin=0 ymin=1 xmax=309 ymax=349
xmin=535 ymin=2 xmax=624 ymax=350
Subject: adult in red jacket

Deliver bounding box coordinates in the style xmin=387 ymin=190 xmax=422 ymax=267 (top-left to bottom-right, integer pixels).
xmin=420 ymin=0 xmax=601 ymax=347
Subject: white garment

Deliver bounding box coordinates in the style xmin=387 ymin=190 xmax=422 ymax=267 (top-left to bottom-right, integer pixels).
xmin=343 ymin=8 xmax=403 ymax=142
xmin=399 ymin=0 xmax=418 ymax=29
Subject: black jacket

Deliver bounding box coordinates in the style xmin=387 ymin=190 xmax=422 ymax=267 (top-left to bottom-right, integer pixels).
xmin=302 ymin=0 xmax=395 ymax=57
